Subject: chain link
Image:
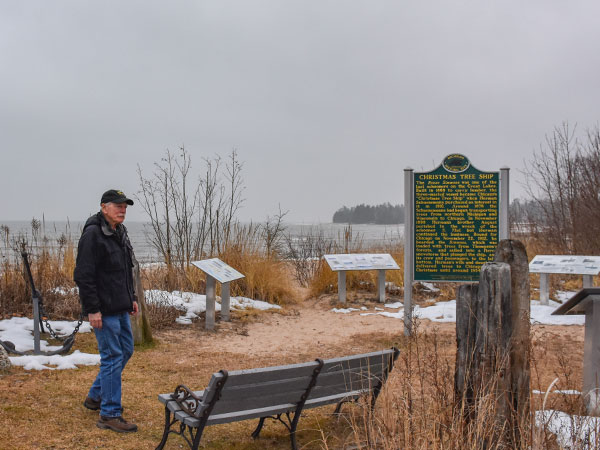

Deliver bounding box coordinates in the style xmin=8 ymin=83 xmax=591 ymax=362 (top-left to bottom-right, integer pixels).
xmin=37 ymin=293 xmax=83 ymax=342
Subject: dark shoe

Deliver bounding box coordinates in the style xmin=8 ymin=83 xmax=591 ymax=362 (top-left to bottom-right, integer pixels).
xmin=96 ymin=416 xmax=138 ymax=433
xmin=83 ymin=396 xmax=100 ymax=411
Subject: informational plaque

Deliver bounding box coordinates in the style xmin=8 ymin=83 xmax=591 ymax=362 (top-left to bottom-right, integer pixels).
xmin=191 ymin=258 xmax=245 ymax=283
xmin=324 ymin=254 xmax=400 ymax=271
xmin=414 ymin=154 xmax=499 ymax=282
xmin=529 ymin=255 xmax=600 ymax=275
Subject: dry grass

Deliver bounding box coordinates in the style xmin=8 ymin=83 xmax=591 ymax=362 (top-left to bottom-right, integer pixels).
xmin=0 ymin=318 xmax=588 ymax=450
xmin=1 ymin=224 xmax=596 ymax=449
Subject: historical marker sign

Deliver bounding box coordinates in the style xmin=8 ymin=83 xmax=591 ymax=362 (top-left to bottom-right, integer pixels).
xmin=324 ymin=253 xmax=400 ymax=271
xmin=529 ymin=255 xmax=600 ymax=275
xmin=413 ymin=154 xmax=499 ymax=282
xmin=191 ymin=258 xmax=245 ymax=283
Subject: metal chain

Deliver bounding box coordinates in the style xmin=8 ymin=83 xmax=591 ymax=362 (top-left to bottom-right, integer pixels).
xmin=37 ymin=295 xmax=84 ymax=342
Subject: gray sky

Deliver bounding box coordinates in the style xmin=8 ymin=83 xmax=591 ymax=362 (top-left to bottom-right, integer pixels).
xmin=1 ymin=1 xmax=599 ymax=223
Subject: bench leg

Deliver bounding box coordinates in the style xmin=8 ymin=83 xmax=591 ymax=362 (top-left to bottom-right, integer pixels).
xmin=191 ymin=426 xmax=204 ymax=450
xmin=333 ymin=400 xmax=345 ymax=415
xmin=289 ymin=412 xmax=302 ymax=450
xmin=251 ymin=417 xmax=266 ymax=439
xmin=155 ymin=407 xmax=172 ymax=450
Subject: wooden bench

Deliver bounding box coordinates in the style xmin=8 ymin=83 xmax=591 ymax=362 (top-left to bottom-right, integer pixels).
xmin=156 ymin=347 xmax=400 ymax=450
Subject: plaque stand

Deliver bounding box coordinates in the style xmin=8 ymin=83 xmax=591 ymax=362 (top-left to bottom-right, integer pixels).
xmin=191 ymin=258 xmax=245 ymax=330
xmin=553 ymin=288 xmax=600 ymax=415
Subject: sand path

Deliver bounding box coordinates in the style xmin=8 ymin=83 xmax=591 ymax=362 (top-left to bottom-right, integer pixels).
xmin=180 ymin=298 xmax=455 ymax=357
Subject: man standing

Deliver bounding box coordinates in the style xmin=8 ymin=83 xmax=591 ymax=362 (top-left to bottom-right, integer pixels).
xmin=74 ymin=189 xmax=139 ymax=433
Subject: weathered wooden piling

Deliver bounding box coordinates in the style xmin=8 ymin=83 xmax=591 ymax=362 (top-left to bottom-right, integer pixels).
xmin=131 ymin=259 xmax=154 ymax=345
xmin=455 ymin=239 xmax=531 ymax=447
xmin=494 ymin=239 xmax=531 ymax=427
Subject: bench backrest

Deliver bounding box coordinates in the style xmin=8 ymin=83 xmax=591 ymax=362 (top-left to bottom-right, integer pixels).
xmin=195 ymin=360 xmax=322 ymax=418
xmin=309 ymin=348 xmax=398 ymax=400
xmin=174 ymin=348 xmax=399 ymax=420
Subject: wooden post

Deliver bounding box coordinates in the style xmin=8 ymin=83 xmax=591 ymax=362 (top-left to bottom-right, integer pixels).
xmin=131 ymin=259 xmax=154 ymax=345
xmin=495 ymin=239 xmax=531 ymax=432
xmin=477 ymin=261 xmax=513 ymax=438
xmin=455 ymin=282 xmax=479 ymax=421
xmin=455 ymin=239 xmax=531 ymax=448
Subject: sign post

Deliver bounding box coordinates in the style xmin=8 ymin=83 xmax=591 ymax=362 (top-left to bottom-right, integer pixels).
xmin=404 ymin=167 xmax=414 ymax=336
xmin=324 ymin=254 xmax=400 ymax=304
xmin=553 ymin=288 xmax=600 ymax=415
xmin=191 ymin=258 xmax=245 ymax=330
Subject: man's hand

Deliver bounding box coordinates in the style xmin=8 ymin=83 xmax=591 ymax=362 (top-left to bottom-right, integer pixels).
xmin=88 ymin=312 xmax=102 ymax=330
xmin=131 ymin=301 xmax=139 ymax=316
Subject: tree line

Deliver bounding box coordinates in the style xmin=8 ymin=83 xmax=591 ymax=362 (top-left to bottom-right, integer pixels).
xmin=332 ymin=203 xmax=404 ymax=224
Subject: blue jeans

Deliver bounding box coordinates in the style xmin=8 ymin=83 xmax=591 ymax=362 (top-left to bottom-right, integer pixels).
xmin=88 ymin=312 xmax=134 ymax=418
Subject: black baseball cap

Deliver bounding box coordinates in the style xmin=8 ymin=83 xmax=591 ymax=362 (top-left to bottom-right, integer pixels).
xmin=100 ymin=189 xmax=134 ymax=205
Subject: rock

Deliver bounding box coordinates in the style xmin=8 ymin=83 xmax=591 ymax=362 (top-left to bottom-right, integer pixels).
xmin=0 ymin=345 xmax=11 ymax=373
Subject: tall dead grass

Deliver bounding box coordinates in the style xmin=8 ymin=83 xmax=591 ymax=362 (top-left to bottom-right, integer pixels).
xmin=0 ymin=222 xmax=79 ymax=319
xmin=314 ymin=324 xmax=586 ymax=449
xmin=314 ymin=323 xmax=534 ymax=449
xmin=1 ymin=219 xmax=299 ymax=330
xmin=141 ymin=222 xmax=298 ymax=306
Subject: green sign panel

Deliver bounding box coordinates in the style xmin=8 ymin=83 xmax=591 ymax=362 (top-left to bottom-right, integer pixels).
xmin=413 ymin=154 xmax=499 ymax=282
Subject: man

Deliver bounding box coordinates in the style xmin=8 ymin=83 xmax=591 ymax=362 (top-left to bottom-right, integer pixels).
xmin=74 ymin=189 xmax=139 ymax=433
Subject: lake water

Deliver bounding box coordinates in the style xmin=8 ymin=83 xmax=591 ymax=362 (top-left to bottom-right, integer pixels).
xmin=0 ymin=220 xmax=404 ymax=263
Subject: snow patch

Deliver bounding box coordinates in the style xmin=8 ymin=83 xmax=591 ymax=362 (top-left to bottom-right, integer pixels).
xmin=536 ymin=410 xmax=600 ymax=449
xmin=145 ymin=290 xmax=281 ymax=324
xmin=333 ymin=298 xmax=585 ymax=326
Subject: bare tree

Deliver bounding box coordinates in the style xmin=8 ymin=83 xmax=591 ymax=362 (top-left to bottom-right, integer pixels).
xmin=262 ymin=205 xmax=288 ymax=258
xmin=137 ymin=147 xmax=247 ymax=268
xmin=522 ymin=122 xmax=600 ymax=253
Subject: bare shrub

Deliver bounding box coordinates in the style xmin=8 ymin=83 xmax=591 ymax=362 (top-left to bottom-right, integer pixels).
xmin=136 ymin=147 xmax=245 ymax=270
xmin=522 ymin=123 xmax=600 ymax=254
xmin=143 ymin=290 xmax=185 ymax=330
xmin=284 ymin=227 xmax=336 ymax=287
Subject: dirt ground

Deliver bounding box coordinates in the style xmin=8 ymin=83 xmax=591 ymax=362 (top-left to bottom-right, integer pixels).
xmin=0 ymin=295 xmax=586 ymax=449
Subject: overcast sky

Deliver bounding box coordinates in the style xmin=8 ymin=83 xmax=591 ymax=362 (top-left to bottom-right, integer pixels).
xmin=1 ymin=1 xmax=599 ymax=223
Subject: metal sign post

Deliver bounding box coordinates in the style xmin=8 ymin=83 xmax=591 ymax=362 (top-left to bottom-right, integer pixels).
xmin=205 ymin=275 xmax=216 ymax=330
xmin=323 ymin=254 xmax=400 ymax=305
xmin=191 ymin=258 xmax=245 ymax=330
xmin=499 ymin=167 xmax=510 ymax=240
xmin=404 ymin=167 xmax=414 ymax=336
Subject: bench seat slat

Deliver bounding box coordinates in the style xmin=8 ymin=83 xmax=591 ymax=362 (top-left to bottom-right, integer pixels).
xmin=310 ymin=383 xmax=373 ymax=399
xmin=320 ymin=353 xmax=393 ymax=372
xmin=315 ymin=364 xmax=385 ymax=386
xmin=218 ymin=374 xmax=315 ymax=401
xmin=304 ymin=390 xmax=366 ymax=409
xmin=224 ymin=361 xmax=321 ymax=387
xmin=177 ymin=402 xmax=300 ymax=427
xmin=211 ymin=388 xmax=309 ymax=415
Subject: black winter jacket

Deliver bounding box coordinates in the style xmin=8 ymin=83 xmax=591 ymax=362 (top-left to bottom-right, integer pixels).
xmin=74 ymin=212 xmax=136 ymax=316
